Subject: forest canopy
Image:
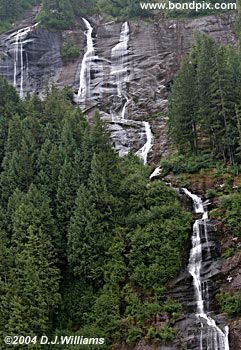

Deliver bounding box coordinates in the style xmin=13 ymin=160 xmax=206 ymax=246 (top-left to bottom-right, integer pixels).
xmin=0 ymin=78 xmax=192 ymax=348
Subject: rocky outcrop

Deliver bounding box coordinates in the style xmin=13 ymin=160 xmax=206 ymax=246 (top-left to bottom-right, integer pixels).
xmin=229 ymin=320 xmax=241 ymax=350
xmin=219 ymin=239 xmax=241 ymax=349
xmin=221 ymin=251 xmax=241 ymax=292
xmin=0 ymin=11 xmax=237 ymax=160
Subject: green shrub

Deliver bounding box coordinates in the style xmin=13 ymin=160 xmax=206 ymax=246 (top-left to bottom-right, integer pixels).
xmin=146 ymin=325 xmax=176 ymax=344
xmin=161 ymin=153 xmax=215 ymax=175
xmin=217 ymin=292 xmax=241 ymax=318
xmin=61 ymin=42 xmax=80 ymax=63
xmin=37 ymin=0 xmax=75 ymax=30
xmin=222 ymin=247 xmax=235 ymax=259
xmin=163 ymin=300 xmax=182 ymax=316
xmin=126 ymin=327 xmax=143 ymax=345
xmin=219 ymin=194 xmax=241 ymax=237
xmin=205 ymin=188 xmax=218 ymax=199
xmin=159 ymin=326 xmax=176 ymax=342
xmin=0 ymin=22 xmax=10 ymax=33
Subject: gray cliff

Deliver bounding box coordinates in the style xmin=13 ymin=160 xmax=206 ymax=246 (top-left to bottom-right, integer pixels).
xmin=0 ymin=12 xmax=236 ymax=161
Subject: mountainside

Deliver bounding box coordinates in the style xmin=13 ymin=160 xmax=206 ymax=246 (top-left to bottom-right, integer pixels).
xmin=1 ymin=3 xmax=241 ymax=350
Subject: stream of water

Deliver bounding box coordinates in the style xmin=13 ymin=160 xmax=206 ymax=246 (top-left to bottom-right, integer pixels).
xmin=136 ymin=121 xmax=153 ymax=165
xmin=110 ymin=21 xmax=129 ymax=120
xmin=76 ymin=18 xmax=95 ymax=105
xmin=8 ymin=24 xmax=36 ymax=98
xmin=183 ymin=189 xmax=229 ymax=350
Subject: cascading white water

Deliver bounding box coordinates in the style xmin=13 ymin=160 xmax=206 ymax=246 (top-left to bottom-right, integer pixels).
xmin=76 ymin=18 xmax=95 ymax=104
xmin=9 ymin=25 xmax=37 ymax=98
xmin=183 ymin=188 xmax=229 ymax=350
xmin=149 ymin=166 xmax=161 ymax=180
xmin=136 ymin=122 xmax=153 ymax=165
xmin=110 ymin=22 xmax=129 ymax=120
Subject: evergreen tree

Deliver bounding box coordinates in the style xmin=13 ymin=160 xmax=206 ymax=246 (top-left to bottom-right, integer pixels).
xmin=209 ymin=46 xmax=234 ymax=161
xmin=67 ymin=154 xmax=113 ymax=285
xmin=192 ymin=34 xmax=217 ymax=149
xmin=1 ymin=226 xmax=60 ymax=337
xmin=0 ymin=186 xmax=60 ymax=338
xmin=37 ymin=140 xmax=61 ymax=208
xmin=168 ymin=56 xmax=198 ymax=153
xmin=168 ymin=34 xmax=241 ymax=165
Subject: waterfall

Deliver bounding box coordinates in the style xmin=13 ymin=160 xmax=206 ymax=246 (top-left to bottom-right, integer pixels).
xmin=149 ymin=166 xmax=161 ymax=180
xmin=110 ymin=22 xmax=129 ymax=120
xmin=76 ymin=18 xmax=95 ymax=105
xmin=183 ymin=188 xmax=229 ymax=350
xmin=136 ymin=122 xmax=153 ymax=165
xmin=9 ymin=25 xmax=36 ymax=98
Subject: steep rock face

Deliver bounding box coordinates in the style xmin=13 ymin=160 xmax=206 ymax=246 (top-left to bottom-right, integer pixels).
xmin=0 ymin=12 xmax=237 ymax=160
xmin=0 ymin=27 xmax=62 ymax=97
xmin=220 ymin=244 xmax=241 ymax=350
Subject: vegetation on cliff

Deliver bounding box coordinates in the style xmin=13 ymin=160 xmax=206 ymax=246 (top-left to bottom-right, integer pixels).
xmin=168 ymin=34 xmax=241 ymax=168
xmin=0 ymin=0 xmax=236 ymax=30
xmin=36 ymin=0 xmax=237 ymax=30
xmin=0 ymin=0 xmax=41 ymax=31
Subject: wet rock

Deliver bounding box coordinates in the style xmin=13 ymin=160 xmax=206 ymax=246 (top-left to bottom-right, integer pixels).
xmin=167 ymin=192 xmax=230 ymax=349
xmin=221 ymin=252 xmax=241 ymax=293
xmin=229 ymin=319 xmax=241 ymax=350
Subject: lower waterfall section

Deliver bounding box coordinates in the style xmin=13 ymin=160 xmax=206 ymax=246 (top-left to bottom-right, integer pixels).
xmin=136 ymin=121 xmax=153 ymax=164
xmin=183 ymin=189 xmax=229 ymax=350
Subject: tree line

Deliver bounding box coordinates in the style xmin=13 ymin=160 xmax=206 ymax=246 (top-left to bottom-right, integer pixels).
xmin=1 ymin=0 xmax=235 ymax=30
xmin=168 ymin=34 xmax=241 ymax=166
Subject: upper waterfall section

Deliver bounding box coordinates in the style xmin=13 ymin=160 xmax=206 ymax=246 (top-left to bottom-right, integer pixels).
xmin=75 ymin=18 xmax=95 ymax=106
xmin=0 ymin=13 xmax=237 ymax=161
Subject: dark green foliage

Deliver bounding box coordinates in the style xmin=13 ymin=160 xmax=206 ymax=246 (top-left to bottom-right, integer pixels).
xmin=36 ymin=0 xmax=235 ymax=30
xmin=2 ymin=0 xmax=235 ymax=32
xmin=61 ymin=41 xmax=80 ymax=63
xmin=37 ymin=0 xmax=151 ymax=29
xmin=161 ymin=153 xmax=216 ymax=175
xmin=222 ymin=247 xmax=235 ymax=259
xmin=37 ymin=0 xmax=75 ymax=29
xmin=219 ymin=193 xmax=241 ymax=237
xmin=168 ymin=34 xmax=241 ymax=167
xmin=0 ymin=0 xmax=41 ymax=24
xmin=0 ymin=78 xmax=192 ymax=347
xmin=217 ymin=291 xmax=241 ymax=318
xmin=127 ymin=181 xmax=191 ymax=291
xmin=37 ymin=0 xmax=97 ymax=29
xmin=97 ymin=0 xmax=151 ymax=18
xmin=146 ymin=325 xmax=176 ymax=343
xmin=0 ymin=186 xmax=60 ymax=338
xmin=168 ymin=55 xmax=198 ymax=153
